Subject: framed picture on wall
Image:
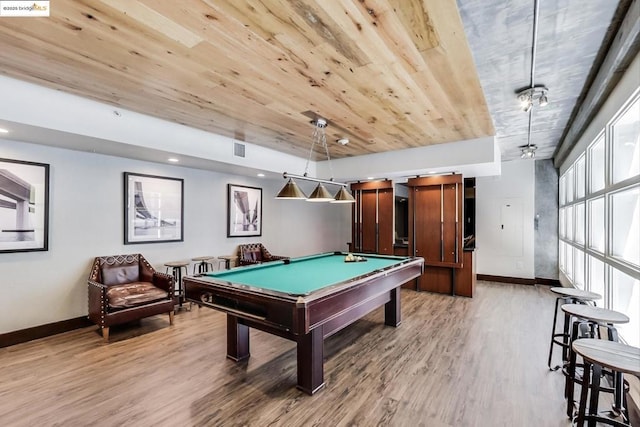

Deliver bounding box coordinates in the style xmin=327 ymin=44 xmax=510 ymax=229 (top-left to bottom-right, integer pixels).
xmin=0 ymin=158 xmax=50 ymax=253
xmin=124 ymin=172 xmax=184 ymax=244
xmin=227 ymin=184 xmax=262 ymax=237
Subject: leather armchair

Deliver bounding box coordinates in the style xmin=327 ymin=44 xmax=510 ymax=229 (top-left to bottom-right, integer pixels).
xmin=88 ymin=254 xmax=175 ymax=341
xmin=237 ymin=243 xmax=288 ymax=266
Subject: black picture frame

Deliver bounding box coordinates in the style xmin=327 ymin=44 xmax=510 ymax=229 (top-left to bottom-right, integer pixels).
xmin=124 ymin=172 xmax=184 ymax=244
xmin=227 ymin=184 xmax=262 ymax=237
xmin=0 ymin=158 xmax=50 ymax=253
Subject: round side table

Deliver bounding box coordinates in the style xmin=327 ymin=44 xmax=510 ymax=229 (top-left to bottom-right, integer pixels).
xmin=192 ymin=256 xmax=215 ymax=274
xmin=572 ymin=339 xmax=639 ymax=427
xmin=165 ymin=260 xmax=190 ymax=309
xmin=562 ymin=304 xmax=629 ymax=419
xmin=548 ymin=287 xmax=601 ymax=370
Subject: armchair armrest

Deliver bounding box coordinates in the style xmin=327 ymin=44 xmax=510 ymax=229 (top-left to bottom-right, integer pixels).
xmin=88 ymin=279 xmax=108 ymax=321
xmin=152 ymin=271 xmax=175 ymax=295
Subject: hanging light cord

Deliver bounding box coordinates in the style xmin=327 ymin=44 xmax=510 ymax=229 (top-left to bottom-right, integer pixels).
xmin=302 ymin=119 xmax=334 ymax=181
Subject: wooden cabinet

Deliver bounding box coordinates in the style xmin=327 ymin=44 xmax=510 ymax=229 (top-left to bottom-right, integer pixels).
xmin=455 ymin=250 xmax=476 ymax=297
xmin=408 ymin=174 xmax=466 ymax=295
xmin=351 ymin=180 xmax=394 ymax=255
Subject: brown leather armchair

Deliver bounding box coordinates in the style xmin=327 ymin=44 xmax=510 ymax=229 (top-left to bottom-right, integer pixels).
xmin=237 ymin=243 xmax=288 ymax=266
xmin=88 ymin=254 xmax=175 ymax=341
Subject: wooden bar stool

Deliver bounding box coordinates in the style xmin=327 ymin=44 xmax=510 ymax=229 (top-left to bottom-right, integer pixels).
xmin=573 ymin=339 xmax=639 ymax=427
xmin=548 ymin=287 xmax=601 ymax=371
xmin=562 ymin=304 xmax=629 ymax=419
xmin=218 ymin=255 xmax=238 ymax=270
xmin=192 ymin=256 xmax=215 ymax=274
xmin=165 ymin=260 xmax=190 ymax=308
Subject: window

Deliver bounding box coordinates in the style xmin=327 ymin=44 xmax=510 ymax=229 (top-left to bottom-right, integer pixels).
xmin=575 ymin=202 xmax=585 ymax=244
xmin=612 ymin=97 xmax=639 ymax=184
xmin=611 ymin=267 xmax=639 ymax=347
xmin=575 ymin=155 xmax=586 ymax=199
xmin=559 ymin=90 xmax=640 ymax=348
xmin=566 ymin=205 xmax=574 ymax=242
xmin=610 ymin=185 xmax=640 ymax=267
xmin=587 ymin=255 xmax=605 ymax=302
xmin=573 ymin=249 xmax=585 ymax=289
xmin=589 ymin=135 xmax=605 ymax=193
xmin=566 ymin=244 xmax=574 ymax=280
xmin=588 ymin=197 xmax=605 ymax=253
xmin=566 ymin=167 xmax=575 ymax=203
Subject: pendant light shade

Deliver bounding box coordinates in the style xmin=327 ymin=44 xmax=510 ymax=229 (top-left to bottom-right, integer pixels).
xmin=330 ymin=186 xmax=356 ymax=203
xmin=275 ymin=178 xmax=307 ymax=199
xmin=306 ymin=183 xmax=334 ymax=202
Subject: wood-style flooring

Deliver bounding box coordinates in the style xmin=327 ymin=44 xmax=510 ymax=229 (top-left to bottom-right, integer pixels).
xmin=0 ymin=282 xmax=573 ymax=426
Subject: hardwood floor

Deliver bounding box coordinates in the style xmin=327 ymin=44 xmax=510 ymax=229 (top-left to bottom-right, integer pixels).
xmin=0 ymin=282 xmax=573 ymax=426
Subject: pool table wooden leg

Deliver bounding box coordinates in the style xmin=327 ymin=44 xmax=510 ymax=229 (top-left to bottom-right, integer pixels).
xmin=296 ymin=326 xmax=324 ymax=395
xmin=226 ymin=315 xmax=250 ymax=361
xmin=384 ymin=287 xmax=402 ymax=327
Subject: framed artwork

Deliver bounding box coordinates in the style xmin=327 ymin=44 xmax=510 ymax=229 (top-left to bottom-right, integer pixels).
xmin=124 ymin=172 xmax=184 ymax=244
xmin=227 ymin=184 xmax=262 ymax=237
xmin=0 ymin=158 xmax=49 ymax=253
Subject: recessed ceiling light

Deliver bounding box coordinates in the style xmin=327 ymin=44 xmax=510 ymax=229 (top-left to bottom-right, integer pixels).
xmin=367 ymin=177 xmax=375 ymax=180
xmin=0 ymin=128 xmax=8 ymax=133
xmin=428 ymin=171 xmax=438 ymax=174
xmin=257 ymin=173 xmax=265 ymax=177
xmin=168 ymin=158 xmax=179 ymax=163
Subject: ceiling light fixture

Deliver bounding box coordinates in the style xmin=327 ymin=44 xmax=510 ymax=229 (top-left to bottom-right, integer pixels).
xmin=517 ymin=85 xmax=549 ymax=111
xmin=276 ymin=118 xmax=355 ymax=203
xmin=0 ymin=128 xmax=8 ymax=133
xmin=520 ymin=144 xmax=537 ymax=159
xmin=168 ymin=158 xmax=179 ymax=162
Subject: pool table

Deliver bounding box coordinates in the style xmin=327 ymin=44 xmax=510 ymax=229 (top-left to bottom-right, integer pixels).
xmin=183 ymin=251 xmax=424 ymax=394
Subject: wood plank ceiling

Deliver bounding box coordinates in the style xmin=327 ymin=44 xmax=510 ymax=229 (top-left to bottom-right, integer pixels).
xmin=0 ymin=0 xmax=494 ymax=160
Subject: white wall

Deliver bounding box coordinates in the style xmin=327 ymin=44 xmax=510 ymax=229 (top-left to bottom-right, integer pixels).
xmin=476 ymin=159 xmax=536 ymax=278
xmin=0 ymin=139 xmax=351 ymax=334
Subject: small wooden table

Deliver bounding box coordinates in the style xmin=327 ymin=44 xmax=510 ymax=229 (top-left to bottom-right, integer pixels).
xmin=165 ymin=261 xmax=190 ymax=308
xmin=572 ymin=339 xmax=640 ymax=427
xmin=548 ymin=287 xmax=601 ymax=370
xmin=562 ymin=304 xmax=629 ymax=419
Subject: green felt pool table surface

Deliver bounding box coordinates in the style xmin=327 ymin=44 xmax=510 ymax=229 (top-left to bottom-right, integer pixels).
xmin=204 ymin=252 xmax=408 ymax=296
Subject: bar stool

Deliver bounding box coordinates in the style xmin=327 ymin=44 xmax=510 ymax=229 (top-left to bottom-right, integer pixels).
xmin=548 ymin=287 xmax=601 ymax=371
xmin=562 ymin=304 xmax=629 ymax=419
xmin=218 ymin=255 xmax=238 ymax=270
xmin=573 ymin=339 xmax=640 ymax=427
xmin=192 ymin=256 xmax=215 ymax=274
xmin=165 ymin=260 xmax=190 ymax=308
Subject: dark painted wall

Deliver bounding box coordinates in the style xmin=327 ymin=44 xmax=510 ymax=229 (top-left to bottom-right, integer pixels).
xmin=534 ymin=159 xmax=559 ymax=279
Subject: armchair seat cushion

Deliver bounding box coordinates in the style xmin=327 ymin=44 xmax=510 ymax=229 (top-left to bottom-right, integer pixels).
xmin=106 ymin=282 xmax=169 ymax=309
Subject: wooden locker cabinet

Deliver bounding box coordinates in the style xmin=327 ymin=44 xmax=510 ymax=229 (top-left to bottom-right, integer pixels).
xmin=351 ymin=180 xmax=394 ymax=255
xmin=408 ymin=174 xmax=465 ymax=295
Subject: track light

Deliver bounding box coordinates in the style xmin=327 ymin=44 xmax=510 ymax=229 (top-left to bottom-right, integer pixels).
xmin=516 ymin=86 xmax=549 ymax=111
xmin=538 ymin=93 xmax=548 ymax=107
xmin=520 ymin=144 xmax=537 ymax=159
